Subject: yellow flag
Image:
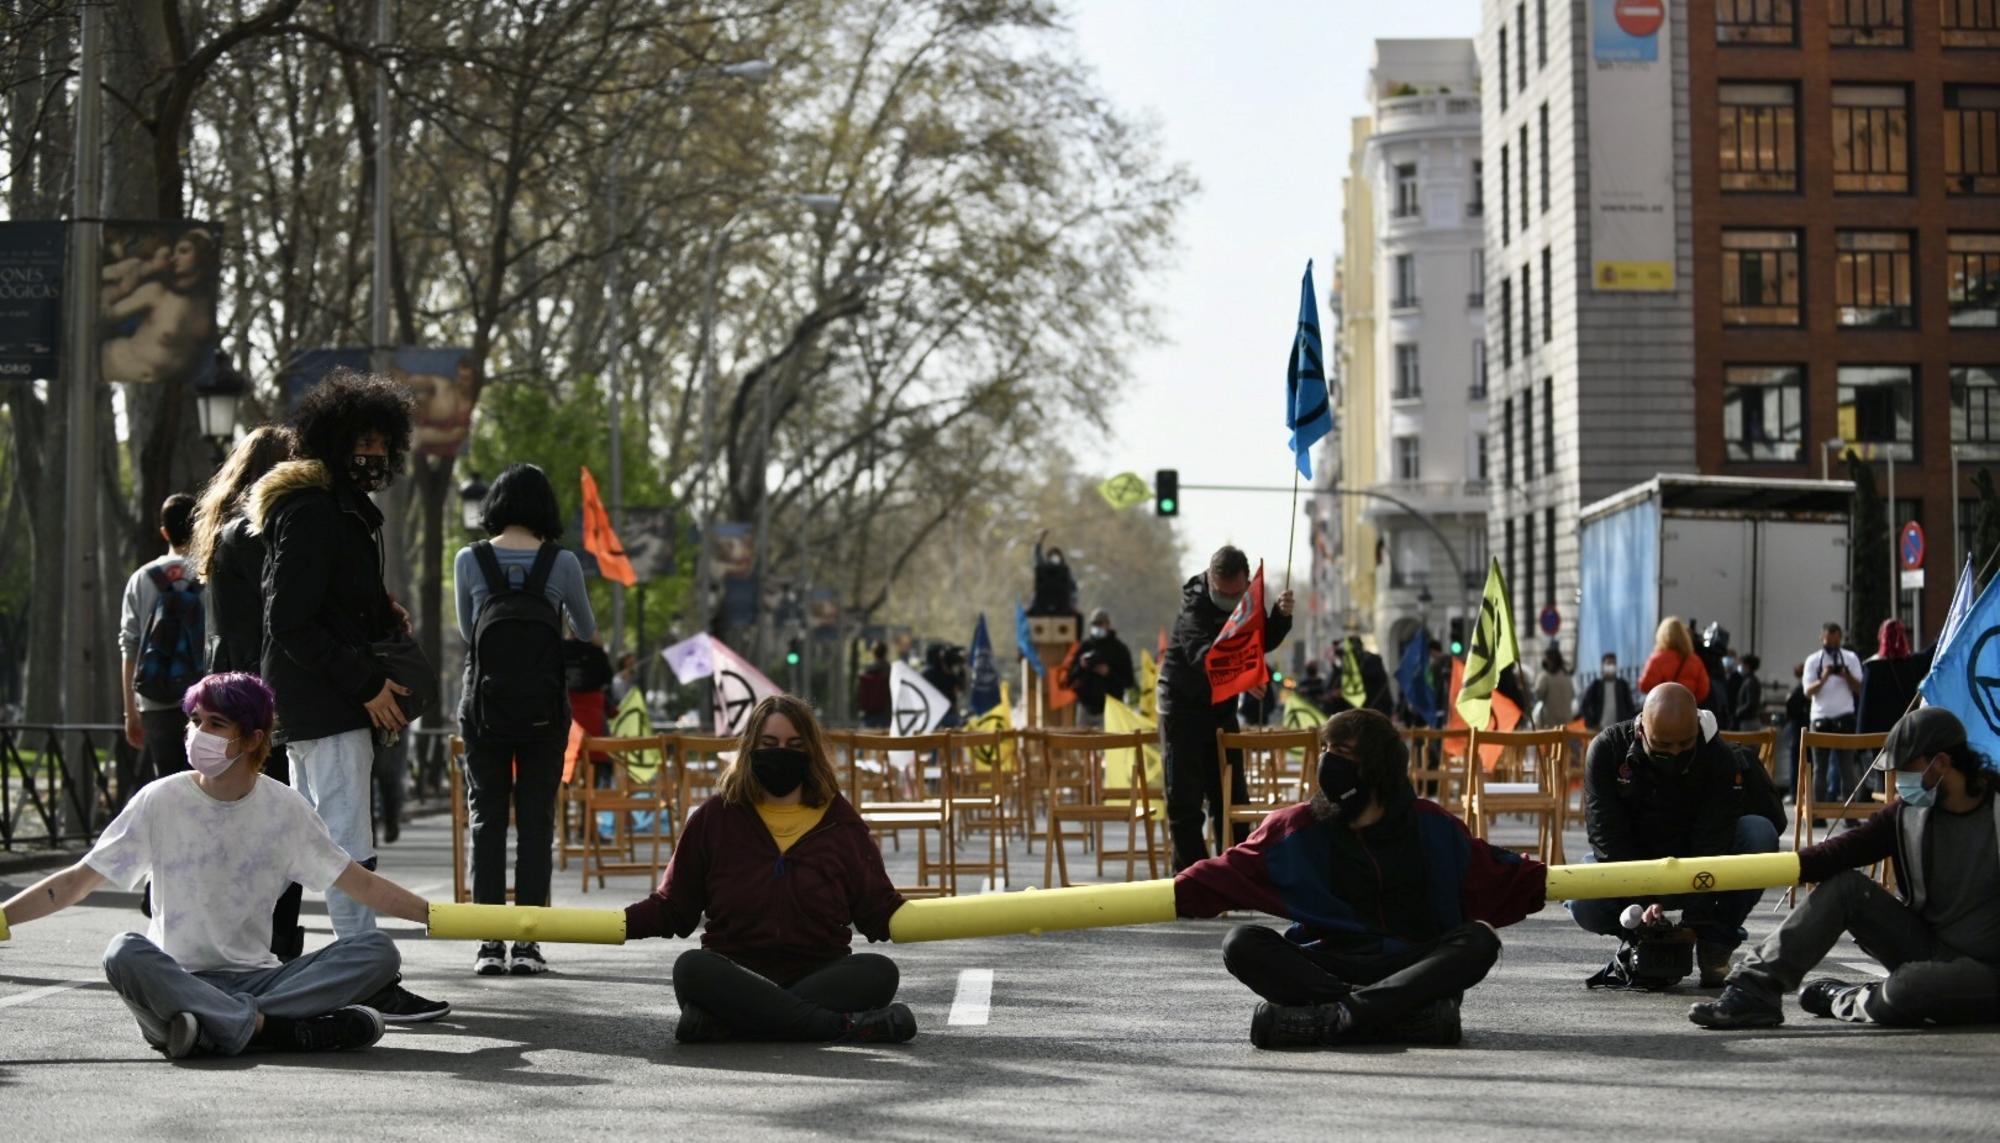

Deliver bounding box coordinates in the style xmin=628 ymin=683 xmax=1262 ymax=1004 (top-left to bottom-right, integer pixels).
xmin=966 ymin=683 xmax=1017 ymax=771
xmin=609 ymin=686 xmax=662 ymax=782
xmin=1340 ymin=640 xmax=1366 ymax=708
xmin=1137 ymin=649 xmax=1160 ymax=721
xmin=1097 ymin=471 xmax=1153 ymax=511
xmin=1282 ymin=688 xmax=1327 ymax=732
xmin=1103 ymin=696 xmax=1166 ymax=819
xmin=1454 ymin=557 xmax=1520 ymax=732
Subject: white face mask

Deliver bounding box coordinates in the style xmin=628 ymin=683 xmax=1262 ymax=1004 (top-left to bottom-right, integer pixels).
xmin=184 ymin=725 xmax=245 ymax=779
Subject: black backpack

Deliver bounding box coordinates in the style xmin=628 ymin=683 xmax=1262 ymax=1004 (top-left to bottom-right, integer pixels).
xmin=135 ymin=565 xmax=206 ymax=704
xmin=464 ymin=542 xmax=567 ymax=739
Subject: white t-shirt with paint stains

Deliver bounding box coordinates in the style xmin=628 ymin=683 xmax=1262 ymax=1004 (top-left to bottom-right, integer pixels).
xmin=85 ymin=773 xmax=354 ymax=972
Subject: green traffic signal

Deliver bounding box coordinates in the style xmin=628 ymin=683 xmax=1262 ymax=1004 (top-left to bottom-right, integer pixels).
xmin=1159 ymin=497 xmax=1175 ymax=513
xmin=786 ymin=651 xmax=801 ymax=665
xmin=1272 ymin=670 xmax=1285 ymax=683
xmin=1450 ymin=640 xmax=1465 ymax=655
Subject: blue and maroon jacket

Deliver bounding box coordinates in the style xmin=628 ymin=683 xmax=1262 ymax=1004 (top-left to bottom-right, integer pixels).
xmin=1175 ymin=789 xmax=1548 ymax=954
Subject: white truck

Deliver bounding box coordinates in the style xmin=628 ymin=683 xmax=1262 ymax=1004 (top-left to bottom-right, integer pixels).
xmin=1576 ymin=475 xmax=1852 ymax=681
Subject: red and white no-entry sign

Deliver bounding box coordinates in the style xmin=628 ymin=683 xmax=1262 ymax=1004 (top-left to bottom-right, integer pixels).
xmin=1615 ymin=0 xmax=1665 ymax=38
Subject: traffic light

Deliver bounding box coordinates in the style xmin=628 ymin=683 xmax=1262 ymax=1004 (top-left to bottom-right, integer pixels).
xmin=785 ymin=637 xmax=802 ymax=666
xmin=1155 ymin=468 xmax=1179 ymax=517
xmin=1448 ymin=618 xmax=1468 ymax=657
xmin=1271 ymin=669 xmax=1285 ymax=684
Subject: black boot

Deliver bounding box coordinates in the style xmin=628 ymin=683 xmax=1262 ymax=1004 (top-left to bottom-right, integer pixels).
xmin=1371 ymin=997 xmax=1462 ymax=1046
xmin=1249 ymin=1002 xmax=1349 ymax=1049
xmin=839 ymin=1003 xmax=918 ymax=1044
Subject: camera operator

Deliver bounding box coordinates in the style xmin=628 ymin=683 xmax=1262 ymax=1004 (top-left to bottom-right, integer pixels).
xmin=1803 ymin=623 xmax=1865 ymax=814
xmin=1068 ymin=608 xmax=1136 ymax=729
xmin=1570 ymin=683 xmax=1785 ymax=989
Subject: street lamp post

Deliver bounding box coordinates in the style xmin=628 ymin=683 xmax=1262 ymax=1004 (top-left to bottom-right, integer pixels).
xmin=194 ymin=351 xmax=249 ymax=466
xmin=457 ymin=472 xmax=490 ymax=533
xmin=604 ymin=58 xmax=775 ymax=658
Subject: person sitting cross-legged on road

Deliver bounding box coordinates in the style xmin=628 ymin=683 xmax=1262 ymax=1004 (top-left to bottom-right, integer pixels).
xmin=1175 ymin=709 xmax=1548 ymax=1049
xmin=1570 ymin=683 xmax=1785 ymax=988
xmin=624 ymin=695 xmax=915 ymax=1045
xmin=0 ymin=673 xmax=436 ymax=1059
xmin=1691 ymin=707 xmax=2000 ymax=1029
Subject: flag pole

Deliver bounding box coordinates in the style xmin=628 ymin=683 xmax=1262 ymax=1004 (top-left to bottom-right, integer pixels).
xmin=1285 ymin=467 xmax=1299 ymax=592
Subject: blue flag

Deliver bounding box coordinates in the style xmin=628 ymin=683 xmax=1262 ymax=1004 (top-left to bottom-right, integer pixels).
xmin=1919 ymin=569 xmax=2000 ymax=763
xmin=1285 ymin=259 xmax=1333 ymax=479
xmin=1935 ymin=555 xmax=1978 ymax=658
xmin=1015 ymin=602 xmax=1044 ymax=678
xmin=968 ymin=613 xmax=1001 ymax=712
xmin=1395 ymin=628 xmax=1439 ymax=727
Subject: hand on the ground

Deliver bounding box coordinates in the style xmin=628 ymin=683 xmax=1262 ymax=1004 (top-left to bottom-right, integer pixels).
xmin=124 ymin=709 xmax=144 ymax=749
xmin=365 ymin=680 xmax=412 ymax=732
xmin=1275 ymin=589 xmax=1295 ymax=616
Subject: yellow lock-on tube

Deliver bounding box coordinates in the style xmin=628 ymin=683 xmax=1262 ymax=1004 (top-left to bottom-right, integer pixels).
xmin=888 ymin=878 xmax=1179 ymax=943
xmin=1544 ymin=851 xmax=1801 ymax=902
xmin=427 ymin=903 xmax=627 ymax=945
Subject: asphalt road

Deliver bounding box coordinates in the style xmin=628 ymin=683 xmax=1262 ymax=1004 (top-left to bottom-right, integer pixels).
xmin=2 ymin=812 xmax=1996 ymax=1141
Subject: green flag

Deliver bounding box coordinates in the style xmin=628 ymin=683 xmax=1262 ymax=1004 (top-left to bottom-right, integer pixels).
xmin=1340 ymin=640 xmax=1366 ymax=708
xmin=1282 ymin=688 xmax=1327 ymax=731
xmin=1098 ymin=471 xmax=1152 ymax=511
xmin=1454 ymin=557 xmax=1520 ymax=731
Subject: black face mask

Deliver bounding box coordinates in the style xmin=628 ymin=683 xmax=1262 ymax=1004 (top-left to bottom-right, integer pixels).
xmin=348 ymin=453 xmax=391 ymax=492
xmin=750 ymin=747 xmax=811 ymax=798
xmin=1315 ymin=750 xmax=1369 ymax=824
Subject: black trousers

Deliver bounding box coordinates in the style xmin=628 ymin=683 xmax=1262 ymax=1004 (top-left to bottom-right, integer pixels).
xmin=672 ymin=949 xmax=899 ymax=1041
xmin=138 ymin=707 xmax=191 ymax=786
xmin=462 ymin=734 xmax=565 ymax=909
xmin=1222 ymin=922 xmax=1502 ymax=1029
xmin=265 ymin=743 xmax=304 ymax=960
xmin=1161 ymin=704 xmax=1248 ymax=871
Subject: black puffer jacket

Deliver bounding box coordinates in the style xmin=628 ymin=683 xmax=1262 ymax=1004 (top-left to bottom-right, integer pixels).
xmin=1582 ymin=719 xmax=1741 ymax=863
xmin=1157 ymin=573 xmax=1292 ymax=717
xmin=205 ymin=514 xmax=267 ymax=675
xmin=250 ymin=460 xmax=395 ymax=743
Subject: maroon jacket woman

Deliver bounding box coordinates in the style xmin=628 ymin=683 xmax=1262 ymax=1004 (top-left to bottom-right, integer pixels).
xmin=625 ymin=695 xmax=914 ymax=1044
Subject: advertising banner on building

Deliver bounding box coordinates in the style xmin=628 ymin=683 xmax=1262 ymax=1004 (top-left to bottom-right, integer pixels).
xmin=101 ymin=221 xmax=221 ymax=384
xmin=0 ymin=222 xmax=65 ymax=380
xmin=1585 ymin=0 xmax=1676 ymax=292
xmin=280 ymin=346 xmax=475 ymax=456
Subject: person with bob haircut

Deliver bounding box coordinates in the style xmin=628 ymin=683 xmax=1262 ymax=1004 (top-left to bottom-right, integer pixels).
xmin=452 ymin=462 xmax=596 ymax=977
xmin=0 ymin=673 xmax=435 ymax=1059
xmin=1173 ymin=709 xmax=1547 ymax=1049
xmin=623 ymin=694 xmax=916 ymax=1044
xmin=250 ymin=369 xmax=446 ymax=1020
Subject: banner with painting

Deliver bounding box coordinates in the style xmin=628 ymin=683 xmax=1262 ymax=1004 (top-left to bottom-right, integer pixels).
xmin=280 ymin=346 xmax=476 ymax=456
xmin=100 ymin=221 xmax=221 ymax=386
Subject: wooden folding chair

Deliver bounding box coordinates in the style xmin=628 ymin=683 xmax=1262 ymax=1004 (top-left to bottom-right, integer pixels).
xmin=845 ymin=731 xmax=954 ymax=898
xmin=1405 ymin=726 xmax=1471 ymax=811
xmin=1720 ymin=726 xmax=1779 ymax=780
xmin=575 ymin=734 xmax=676 ymax=892
xmin=1216 ymin=728 xmax=1317 ymax=846
xmin=1042 ymin=730 xmax=1160 ymax=887
xmin=1465 ymin=727 xmax=1571 ymax=865
xmin=675 ymin=733 xmax=737 ymax=826
xmin=1795 ymin=727 xmax=1893 ymax=876
xmin=947 ymin=729 xmax=1013 ymax=892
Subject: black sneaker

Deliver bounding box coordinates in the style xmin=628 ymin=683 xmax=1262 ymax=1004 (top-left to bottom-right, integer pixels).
xmin=508 ymin=942 xmax=548 ymax=976
xmin=840 ymin=1003 xmax=918 ymax=1044
xmin=674 ymin=1005 xmax=731 ymax=1044
xmin=1249 ymin=1001 xmax=1346 ymax=1049
xmin=1799 ymin=978 xmax=1854 ymax=1019
xmin=1375 ymin=997 xmax=1462 ymax=1046
xmin=1697 ymin=943 xmax=1734 ymax=989
xmin=365 ymin=978 xmax=451 ymax=1024
xmin=163 ymin=1011 xmax=201 ymax=1059
xmin=1688 ymin=985 xmax=1783 ymax=1029
xmin=473 ymin=941 xmax=507 ymax=976
xmin=290 ymin=1005 xmax=386 ymax=1052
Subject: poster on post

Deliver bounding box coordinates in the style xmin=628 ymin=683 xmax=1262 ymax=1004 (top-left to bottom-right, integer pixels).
xmin=280 ymin=346 xmax=475 ymax=456
xmin=99 ymin=221 xmax=220 ymax=384
xmin=1585 ymin=0 xmax=1676 ymax=292
xmin=0 ymin=222 xmax=65 ymax=380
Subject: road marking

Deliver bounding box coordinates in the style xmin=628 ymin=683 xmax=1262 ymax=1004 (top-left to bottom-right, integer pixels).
xmin=0 ymin=979 xmax=89 ymax=1010
xmin=947 ymin=968 xmax=994 ymax=1026
xmin=1836 ymin=960 xmax=1889 ymax=979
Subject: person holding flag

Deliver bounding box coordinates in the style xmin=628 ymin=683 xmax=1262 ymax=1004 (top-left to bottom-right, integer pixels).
xmin=1157 ymin=546 xmax=1295 ymax=871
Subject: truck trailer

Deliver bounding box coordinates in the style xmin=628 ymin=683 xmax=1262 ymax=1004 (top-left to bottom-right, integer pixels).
xmin=1576 ymin=475 xmax=1853 ymax=683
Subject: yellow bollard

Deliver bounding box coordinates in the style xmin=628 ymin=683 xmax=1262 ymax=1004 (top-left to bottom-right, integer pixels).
xmin=1545 ymin=851 xmax=1801 ymax=902
xmin=427 ymin=903 xmax=627 ymax=945
xmin=888 ymin=879 xmax=1178 ymax=943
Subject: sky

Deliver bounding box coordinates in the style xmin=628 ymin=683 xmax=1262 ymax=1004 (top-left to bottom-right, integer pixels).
xmin=1064 ymin=0 xmax=1482 ymax=592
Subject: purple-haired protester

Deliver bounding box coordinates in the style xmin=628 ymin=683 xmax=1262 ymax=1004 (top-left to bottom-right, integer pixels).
xmin=0 ymin=673 xmax=436 ymax=1059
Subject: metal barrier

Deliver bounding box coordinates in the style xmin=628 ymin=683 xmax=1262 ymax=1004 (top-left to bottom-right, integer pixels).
xmin=0 ymin=724 xmax=137 ymax=851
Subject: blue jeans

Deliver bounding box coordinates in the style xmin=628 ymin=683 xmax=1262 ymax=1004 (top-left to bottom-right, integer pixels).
xmin=1566 ymin=814 xmax=1782 ymax=950
xmin=1812 ymin=715 xmax=1858 ymax=805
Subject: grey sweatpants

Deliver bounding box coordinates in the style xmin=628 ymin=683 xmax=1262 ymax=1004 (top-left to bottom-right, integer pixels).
xmin=102 ymin=930 xmax=400 ymax=1055
xmin=1730 ymin=869 xmax=2000 ymax=1026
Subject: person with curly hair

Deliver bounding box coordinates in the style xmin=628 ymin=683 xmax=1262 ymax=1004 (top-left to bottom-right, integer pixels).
xmin=248 ymin=369 xmax=447 ymax=1022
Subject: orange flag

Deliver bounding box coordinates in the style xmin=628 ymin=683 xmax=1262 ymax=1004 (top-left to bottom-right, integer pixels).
xmin=579 ymin=466 xmax=636 ymax=587
xmin=1445 ymin=657 xmax=1519 ymax=771
xmin=1049 ymin=643 xmax=1080 ymax=711
xmin=1205 ymin=561 xmax=1272 ymax=704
